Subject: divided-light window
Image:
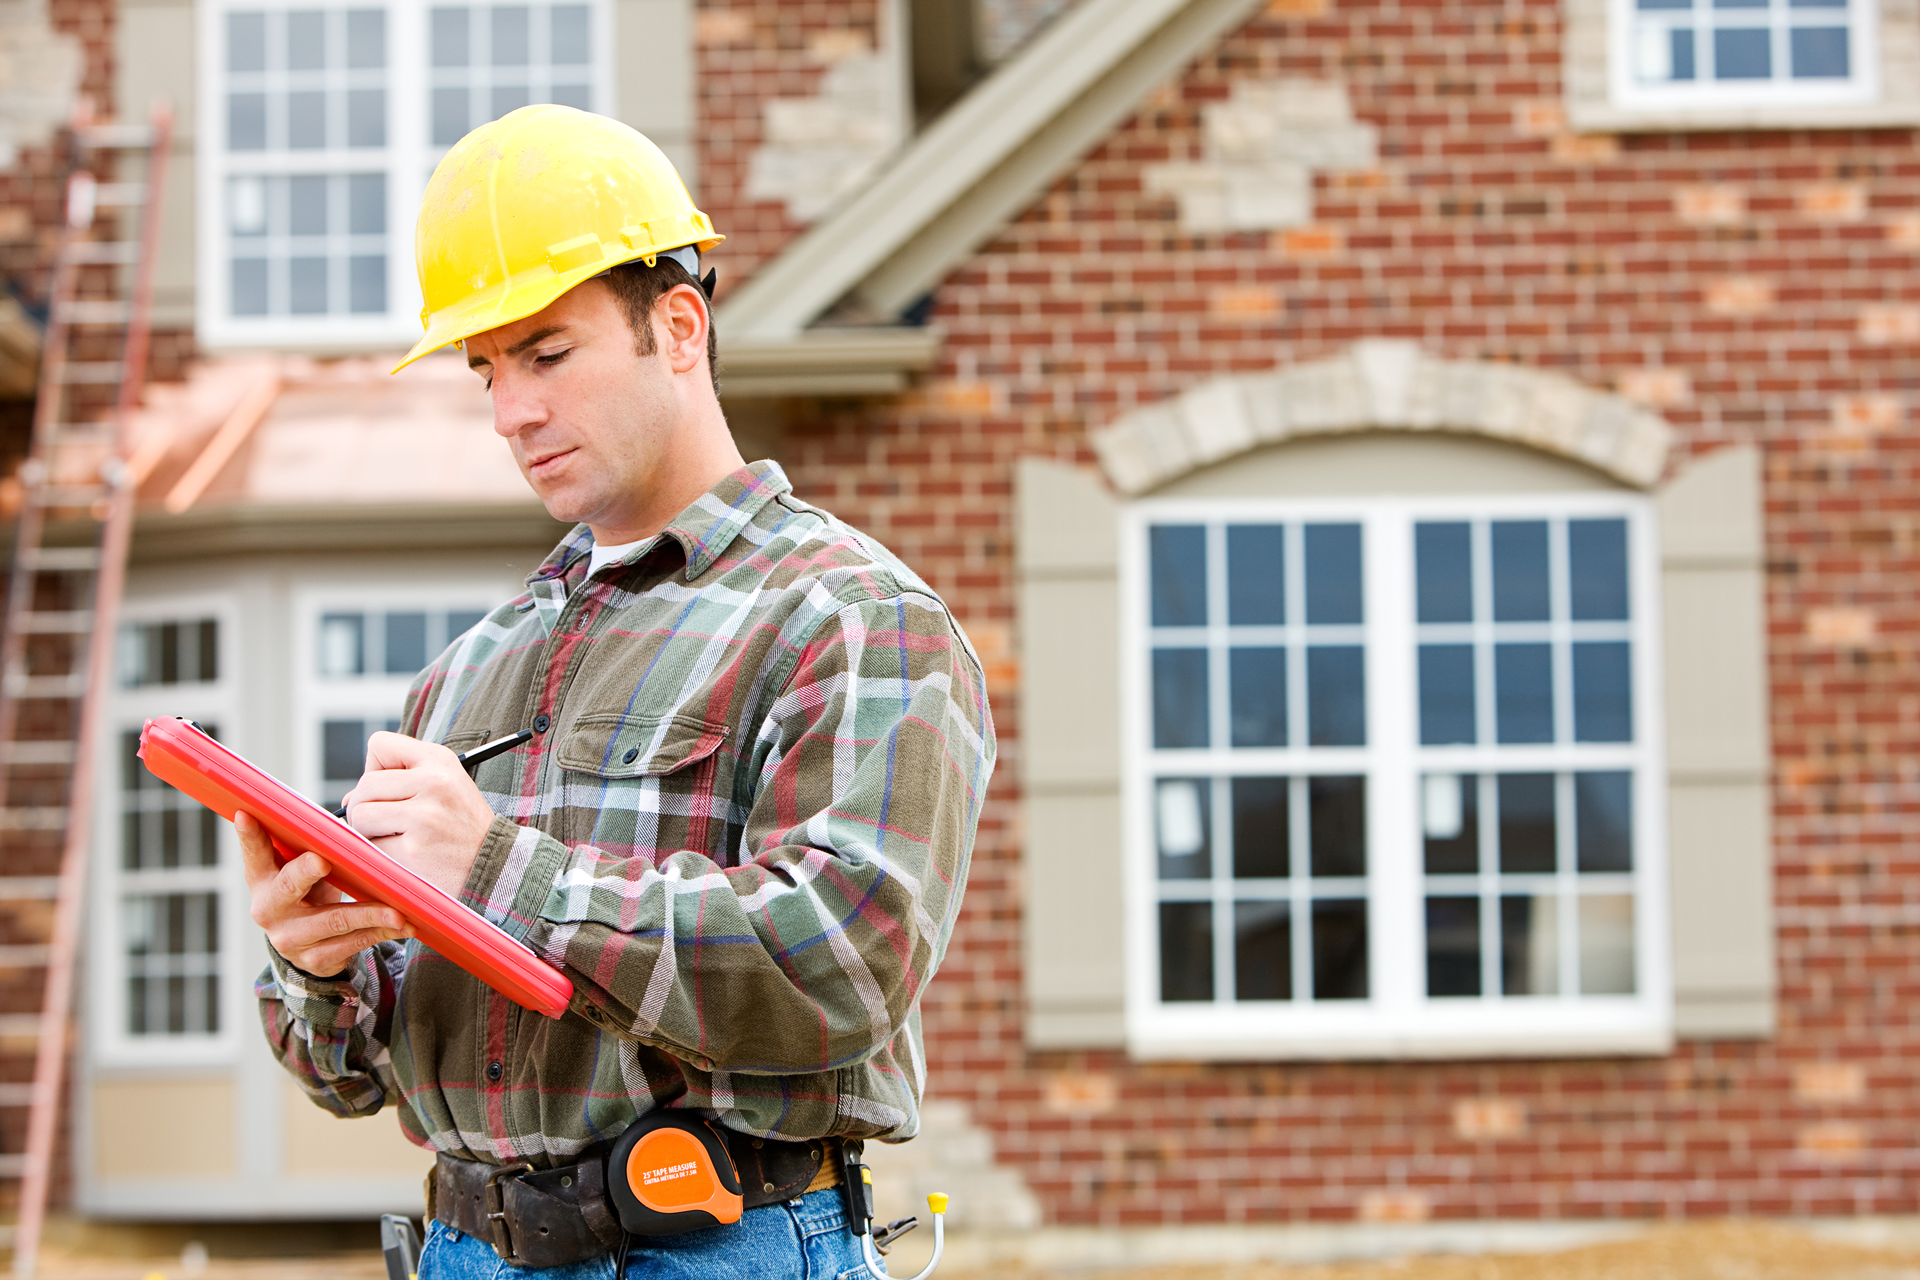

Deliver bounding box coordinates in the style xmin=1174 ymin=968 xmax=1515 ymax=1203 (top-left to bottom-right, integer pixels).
xmin=1125 ymin=496 xmax=1670 ymax=1059
xmin=1611 ymin=0 xmax=1878 ymax=110
xmin=199 ymin=0 xmax=610 ymax=348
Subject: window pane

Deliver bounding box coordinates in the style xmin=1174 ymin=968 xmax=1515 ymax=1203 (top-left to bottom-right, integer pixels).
xmin=492 ymin=85 xmax=530 ymax=118
xmin=492 ymin=5 xmax=531 ymax=64
xmin=550 ymin=82 xmax=592 ymax=109
xmin=287 ymin=10 xmax=326 ymax=69
xmin=1417 ymin=643 xmax=1474 ymax=744
xmin=1671 ymin=27 xmax=1697 ymax=78
xmin=432 ymin=7 xmax=470 ymax=65
xmin=1573 ymin=641 xmax=1633 ymax=742
xmin=551 ymin=4 xmax=591 ymax=63
xmin=347 ymin=88 xmax=386 ymax=147
xmin=287 ymin=90 xmax=327 ymax=149
xmin=231 ymin=258 xmax=269 ymax=315
xmin=1304 ymin=523 xmax=1362 ymax=624
xmin=1158 ymin=902 xmax=1213 ymax=1002
xmin=1311 ymin=900 xmax=1368 ymax=999
xmin=1569 ymin=519 xmax=1629 ymax=621
xmin=1501 ymin=894 xmax=1560 ymax=995
xmin=385 ymin=612 xmax=428 ymax=674
xmin=1149 ymin=525 xmax=1207 ymax=626
xmin=346 ymin=8 xmax=385 ymax=66
xmin=1497 ymin=772 xmax=1556 ymax=873
xmin=1155 ymin=778 xmax=1210 ymax=880
xmin=348 ymin=173 xmax=386 ymax=233
xmin=228 ymin=12 xmax=267 ymax=71
xmin=318 ymin=613 xmax=365 ymax=676
xmin=1638 ymin=0 xmax=1691 ymax=8
xmin=289 ymin=257 xmax=329 ymax=314
xmin=323 ymin=719 xmax=367 ymax=784
xmin=1228 ymin=647 xmax=1286 ymax=748
xmin=349 ymin=257 xmax=386 ymax=313
xmin=1791 ymin=26 xmax=1848 ymax=76
xmin=1425 ymin=897 xmax=1480 ymax=996
xmin=1415 ymin=521 xmax=1472 ymax=623
xmin=1306 ymin=645 xmax=1364 ymax=746
xmin=1151 ymin=648 xmax=1209 ymax=748
xmin=1713 ymin=26 xmax=1771 ymax=78
xmin=195 ymin=620 xmax=220 ymax=682
xmin=1491 ymin=520 xmax=1549 ymax=622
xmin=446 ymin=608 xmax=487 ymax=638
xmin=1579 ymin=896 xmax=1636 ymax=994
xmin=1231 ymin=776 xmax=1288 ymax=878
xmin=1576 ymin=771 xmax=1633 ymax=872
xmin=289 ymin=174 xmax=327 ymax=235
xmin=1226 ymin=525 xmax=1284 ymax=625
xmin=1422 ymin=773 xmax=1477 ymax=873
xmin=228 ymin=93 xmax=267 ymax=150
xmin=1309 ymin=775 xmax=1366 ymax=877
xmin=433 ymin=87 xmax=469 ymax=146
xmin=1493 ymin=642 xmax=1552 ymax=743
xmin=1234 ymin=902 xmax=1291 ymax=1000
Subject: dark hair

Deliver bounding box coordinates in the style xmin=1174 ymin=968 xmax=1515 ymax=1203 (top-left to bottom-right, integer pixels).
xmin=600 ymin=257 xmax=719 ymax=395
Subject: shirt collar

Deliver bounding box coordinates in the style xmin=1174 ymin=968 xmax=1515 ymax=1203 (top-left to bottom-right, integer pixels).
xmin=527 ymin=460 xmax=793 ymax=588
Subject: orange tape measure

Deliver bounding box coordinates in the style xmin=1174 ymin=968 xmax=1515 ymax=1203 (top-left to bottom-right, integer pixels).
xmin=606 ymin=1112 xmax=744 ymax=1236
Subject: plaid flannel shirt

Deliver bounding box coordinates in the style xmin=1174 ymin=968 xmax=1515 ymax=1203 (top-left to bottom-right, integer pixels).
xmin=255 ymin=462 xmax=995 ymax=1164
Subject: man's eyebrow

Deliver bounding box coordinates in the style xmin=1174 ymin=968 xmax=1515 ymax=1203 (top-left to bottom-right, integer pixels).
xmin=468 ymin=325 xmax=568 ymax=368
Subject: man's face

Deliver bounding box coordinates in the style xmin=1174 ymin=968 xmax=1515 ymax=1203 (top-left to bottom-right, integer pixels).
xmin=463 ymin=279 xmax=681 ymax=540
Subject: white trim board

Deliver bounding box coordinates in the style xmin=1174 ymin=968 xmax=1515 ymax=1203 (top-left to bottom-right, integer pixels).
xmin=717 ymin=0 xmax=1268 ymax=339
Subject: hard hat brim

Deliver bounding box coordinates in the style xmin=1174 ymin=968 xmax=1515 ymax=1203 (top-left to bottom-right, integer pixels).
xmin=392 ymin=232 xmax=724 ymax=375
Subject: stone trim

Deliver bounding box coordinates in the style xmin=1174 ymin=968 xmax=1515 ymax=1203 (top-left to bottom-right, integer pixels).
xmin=1088 ymin=340 xmax=1674 ymax=495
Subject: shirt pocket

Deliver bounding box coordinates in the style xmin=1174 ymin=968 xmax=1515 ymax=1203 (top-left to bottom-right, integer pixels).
xmin=555 ymin=712 xmax=729 ymax=779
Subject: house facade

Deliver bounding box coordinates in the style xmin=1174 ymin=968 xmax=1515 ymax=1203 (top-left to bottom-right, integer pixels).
xmin=0 ymin=0 xmax=1913 ymax=1246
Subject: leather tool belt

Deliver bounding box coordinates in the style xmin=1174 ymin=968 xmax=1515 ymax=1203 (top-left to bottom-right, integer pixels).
xmin=430 ymin=1130 xmax=838 ymax=1268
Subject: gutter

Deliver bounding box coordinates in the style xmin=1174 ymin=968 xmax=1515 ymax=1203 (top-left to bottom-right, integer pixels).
xmin=717 ymin=327 xmax=942 ymax=399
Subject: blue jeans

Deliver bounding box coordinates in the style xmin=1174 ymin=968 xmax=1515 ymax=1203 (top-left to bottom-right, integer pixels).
xmin=418 ymin=1186 xmax=879 ymax=1280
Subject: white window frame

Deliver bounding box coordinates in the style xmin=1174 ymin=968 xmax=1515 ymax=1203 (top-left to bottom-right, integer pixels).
xmin=292 ymin=583 xmax=511 ymax=801
xmin=1121 ymin=492 xmax=1672 ymax=1061
xmin=196 ymin=0 xmax=616 ymax=352
xmin=90 ymin=594 xmax=245 ymax=1068
xmin=1608 ymin=0 xmax=1880 ymax=113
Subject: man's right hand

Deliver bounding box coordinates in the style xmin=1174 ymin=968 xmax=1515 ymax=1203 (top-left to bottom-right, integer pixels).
xmin=237 ymin=811 xmax=413 ymax=978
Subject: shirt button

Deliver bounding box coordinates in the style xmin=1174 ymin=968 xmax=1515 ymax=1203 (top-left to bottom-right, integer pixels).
xmin=534 ymin=714 xmax=551 ymax=733
xmin=486 ymin=1060 xmax=504 ymax=1082
xmin=623 ymin=748 xmax=640 ymax=764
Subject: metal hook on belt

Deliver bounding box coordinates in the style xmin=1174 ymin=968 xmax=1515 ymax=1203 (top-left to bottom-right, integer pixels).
xmin=856 ymin=1193 xmax=947 ymax=1280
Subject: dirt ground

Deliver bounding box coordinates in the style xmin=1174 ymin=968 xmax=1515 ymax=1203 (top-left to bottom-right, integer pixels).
xmin=28 ymin=1220 xmax=1920 ymax=1279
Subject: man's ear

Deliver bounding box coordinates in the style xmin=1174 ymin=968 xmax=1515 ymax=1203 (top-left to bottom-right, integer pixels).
xmin=656 ymin=284 xmax=709 ymax=375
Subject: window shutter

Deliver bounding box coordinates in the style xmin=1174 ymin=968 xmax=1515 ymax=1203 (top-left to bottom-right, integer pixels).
xmin=1016 ymin=459 xmax=1127 ymax=1048
xmin=1658 ymin=444 xmax=1774 ymax=1038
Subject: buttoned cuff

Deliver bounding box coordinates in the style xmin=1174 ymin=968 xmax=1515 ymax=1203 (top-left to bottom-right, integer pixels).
xmin=261 ymin=945 xmax=364 ymax=1031
xmin=461 ymin=815 xmax=568 ymax=943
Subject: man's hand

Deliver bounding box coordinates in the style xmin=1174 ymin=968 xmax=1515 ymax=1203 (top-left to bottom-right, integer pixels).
xmin=342 ymin=732 xmax=497 ymax=898
xmin=237 ymin=811 xmax=412 ymax=978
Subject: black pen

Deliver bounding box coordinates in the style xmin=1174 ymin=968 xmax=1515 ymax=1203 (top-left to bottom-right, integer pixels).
xmin=332 ymin=727 xmax=535 ymax=819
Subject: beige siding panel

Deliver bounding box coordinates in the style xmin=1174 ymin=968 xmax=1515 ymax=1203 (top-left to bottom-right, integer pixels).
xmin=1658 ymin=445 xmax=1774 ymax=1039
xmin=93 ymin=1078 xmax=235 ymax=1178
xmin=115 ymin=0 xmax=197 ymax=328
xmin=1025 ymin=789 xmax=1127 ymax=1048
xmin=616 ymin=0 xmax=696 ymax=186
xmin=282 ymin=1081 xmax=437 ymax=1178
xmin=1017 ymin=459 xmax=1126 ymax=1048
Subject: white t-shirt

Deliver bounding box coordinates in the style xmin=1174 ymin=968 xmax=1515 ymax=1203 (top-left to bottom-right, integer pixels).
xmin=587 ymin=537 xmax=649 ymax=579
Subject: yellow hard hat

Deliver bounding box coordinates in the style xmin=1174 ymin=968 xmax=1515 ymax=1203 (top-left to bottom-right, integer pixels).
xmin=393 ymin=104 xmax=722 ymax=373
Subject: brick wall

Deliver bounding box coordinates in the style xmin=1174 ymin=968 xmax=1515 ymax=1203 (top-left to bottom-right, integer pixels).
xmin=694 ymin=0 xmax=884 ymax=300
xmin=766 ymin=0 xmax=1920 ymax=1224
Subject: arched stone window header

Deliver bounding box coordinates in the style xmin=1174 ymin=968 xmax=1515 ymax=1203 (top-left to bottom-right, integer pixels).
xmin=1090 ymin=340 xmax=1675 ymax=495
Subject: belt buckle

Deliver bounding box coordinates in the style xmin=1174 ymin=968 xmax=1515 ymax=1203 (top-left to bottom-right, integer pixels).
xmin=484 ymin=1162 xmax=536 ymax=1263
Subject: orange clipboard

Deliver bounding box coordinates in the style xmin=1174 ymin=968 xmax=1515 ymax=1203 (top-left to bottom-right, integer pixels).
xmin=138 ymin=716 xmax=575 ymax=1019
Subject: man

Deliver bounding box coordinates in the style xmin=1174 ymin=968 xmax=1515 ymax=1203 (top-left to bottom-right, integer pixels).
xmin=237 ymin=104 xmax=994 ymax=1280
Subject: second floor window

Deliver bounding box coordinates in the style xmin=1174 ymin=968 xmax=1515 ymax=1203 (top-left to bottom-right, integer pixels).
xmin=1615 ymin=0 xmax=1877 ymax=109
xmin=200 ymin=0 xmax=608 ymax=348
